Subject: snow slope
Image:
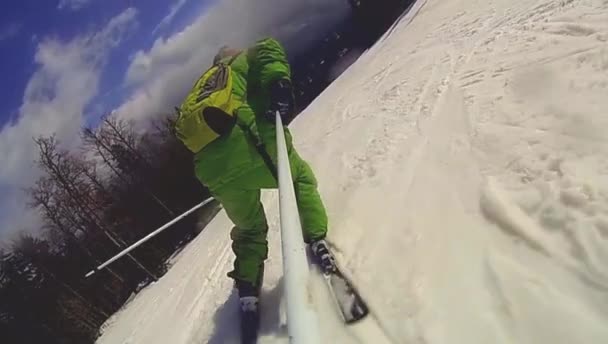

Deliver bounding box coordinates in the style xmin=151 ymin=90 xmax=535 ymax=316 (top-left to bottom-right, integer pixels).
xmin=97 ymin=0 xmax=608 ymax=342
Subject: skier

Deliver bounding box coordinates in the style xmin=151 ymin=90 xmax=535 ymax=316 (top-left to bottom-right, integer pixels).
xmin=174 ymin=37 xmax=336 ymax=334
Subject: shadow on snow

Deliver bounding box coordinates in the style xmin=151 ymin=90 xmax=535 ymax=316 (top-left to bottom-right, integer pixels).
xmin=208 ymin=277 xmax=286 ymax=344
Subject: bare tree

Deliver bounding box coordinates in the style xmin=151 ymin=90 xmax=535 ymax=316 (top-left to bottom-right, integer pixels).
xmin=82 ymin=123 xmax=175 ymax=217
xmin=34 ymin=136 xmax=158 ymax=281
xmin=28 ymin=176 xmax=126 ymax=283
xmin=13 ymin=235 xmax=109 ymax=321
xmin=8 ymin=112 xmax=213 ymax=342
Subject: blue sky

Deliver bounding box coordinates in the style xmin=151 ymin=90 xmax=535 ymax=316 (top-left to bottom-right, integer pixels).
xmin=0 ymin=0 xmax=349 ymax=242
xmin=0 ymin=0 xmax=212 ymax=242
xmin=0 ymin=0 xmax=210 ymax=128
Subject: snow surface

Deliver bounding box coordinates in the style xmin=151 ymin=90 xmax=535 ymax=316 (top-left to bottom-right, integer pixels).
xmin=97 ymin=0 xmax=608 ymax=342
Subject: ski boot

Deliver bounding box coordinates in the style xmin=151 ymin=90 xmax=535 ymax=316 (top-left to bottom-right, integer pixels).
xmin=310 ymin=240 xmax=369 ymax=323
xmin=235 ymin=265 xmax=264 ymax=344
xmin=310 ymin=239 xmax=337 ymax=275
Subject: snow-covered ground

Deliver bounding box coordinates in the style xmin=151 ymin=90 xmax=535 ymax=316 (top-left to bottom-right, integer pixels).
xmin=97 ymin=0 xmax=608 ymax=342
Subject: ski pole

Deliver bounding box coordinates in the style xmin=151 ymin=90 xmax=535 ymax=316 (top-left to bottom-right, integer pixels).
xmin=275 ymin=111 xmax=321 ymax=344
xmin=85 ymin=197 xmax=215 ymax=278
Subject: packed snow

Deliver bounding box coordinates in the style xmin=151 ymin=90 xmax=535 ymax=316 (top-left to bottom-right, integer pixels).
xmin=97 ymin=0 xmax=608 ymax=342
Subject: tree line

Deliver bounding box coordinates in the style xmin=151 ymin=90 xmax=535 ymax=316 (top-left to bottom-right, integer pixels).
xmin=0 ymin=115 xmax=220 ymax=343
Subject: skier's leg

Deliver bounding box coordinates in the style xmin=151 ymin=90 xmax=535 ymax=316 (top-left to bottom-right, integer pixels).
xmin=290 ymin=150 xmax=328 ymax=243
xmin=255 ymin=119 xmax=323 ymax=237
xmin=213 ymin=188 xmax=268 ymax=287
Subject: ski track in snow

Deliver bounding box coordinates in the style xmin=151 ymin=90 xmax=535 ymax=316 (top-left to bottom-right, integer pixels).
xmin=97 ymin=0 xmax=608 ymax=343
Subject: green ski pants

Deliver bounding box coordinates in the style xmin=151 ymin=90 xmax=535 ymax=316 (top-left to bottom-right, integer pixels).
xmin=212 ymin=150 xmax=328 ymax=286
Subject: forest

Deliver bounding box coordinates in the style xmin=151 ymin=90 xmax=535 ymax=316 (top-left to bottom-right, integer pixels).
xmin=1 ymin=115 xmax=220 ymax=343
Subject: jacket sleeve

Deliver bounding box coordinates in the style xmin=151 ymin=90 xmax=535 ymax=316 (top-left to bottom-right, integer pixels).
xmin=248 ymin=38 xmax=291 ymax=91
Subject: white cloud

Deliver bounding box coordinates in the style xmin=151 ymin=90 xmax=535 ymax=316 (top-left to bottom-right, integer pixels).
xmin=0 ymin=8 xmax=138 ymax=241
xmin=57 ymin=0 xmax=94 ymax=11
xmin=117 ymin=0 xmax=349 ymax=127
xmin=152 ymin=0 xmax=190 ymax=35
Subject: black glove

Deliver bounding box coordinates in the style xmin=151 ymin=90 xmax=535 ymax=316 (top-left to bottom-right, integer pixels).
xmin=266 ymin=79 xmax=294 ymax=123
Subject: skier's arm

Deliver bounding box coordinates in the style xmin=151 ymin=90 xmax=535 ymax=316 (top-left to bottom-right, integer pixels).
xmin=250 ymin=37 xmax=292 ymax=89
xmin=248 ymin=38 xmax=294 ymax=121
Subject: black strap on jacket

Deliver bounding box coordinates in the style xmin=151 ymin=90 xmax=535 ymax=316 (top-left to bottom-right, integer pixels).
xmin=236 ymin=122 xmax=278 ymax=182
